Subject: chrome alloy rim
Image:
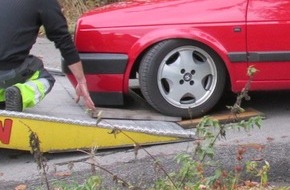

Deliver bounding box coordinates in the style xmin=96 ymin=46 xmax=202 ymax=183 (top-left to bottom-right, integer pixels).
xmin=157 ymin=46 xmax=218 ymax=109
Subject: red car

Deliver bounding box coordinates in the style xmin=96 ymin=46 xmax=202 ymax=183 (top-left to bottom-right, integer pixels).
xmin=63 ymin=0 xmax=290 ymax=118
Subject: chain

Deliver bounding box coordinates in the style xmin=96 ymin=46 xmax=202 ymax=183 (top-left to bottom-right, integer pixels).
xmin=0 ymin=110 xmax=195 ymax=138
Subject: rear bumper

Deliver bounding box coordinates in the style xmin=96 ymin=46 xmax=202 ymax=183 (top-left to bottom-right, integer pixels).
xmin=62 ymin=53 xmax=128 ymax=106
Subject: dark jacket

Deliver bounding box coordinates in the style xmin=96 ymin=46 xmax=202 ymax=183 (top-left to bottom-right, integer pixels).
xmin=0 ymin=0 xmax=80 ymax=70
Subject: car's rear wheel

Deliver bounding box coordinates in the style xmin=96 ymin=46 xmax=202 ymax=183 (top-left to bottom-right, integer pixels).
xmin=139 ymin=39 xmax=226 ymax=118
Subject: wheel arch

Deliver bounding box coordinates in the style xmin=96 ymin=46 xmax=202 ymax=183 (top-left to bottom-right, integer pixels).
xmin=124 ymin=28 xmax=232 ymax=92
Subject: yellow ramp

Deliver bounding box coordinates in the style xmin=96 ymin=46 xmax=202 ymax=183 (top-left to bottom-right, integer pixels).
xmin=0 ymin=111 xmax=194 ymax=152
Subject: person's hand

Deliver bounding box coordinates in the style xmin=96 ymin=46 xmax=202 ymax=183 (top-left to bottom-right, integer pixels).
xmin=75 ymin=82 xmax=96 ymax=111
xmin=68 ymin=61 xmax=96 ymax=110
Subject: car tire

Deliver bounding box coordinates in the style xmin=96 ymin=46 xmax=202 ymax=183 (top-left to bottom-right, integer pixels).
xmin=139 ymin=39 xmax=226 ymax=118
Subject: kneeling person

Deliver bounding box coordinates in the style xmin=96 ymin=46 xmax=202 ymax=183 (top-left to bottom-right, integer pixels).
xmin=0 ymin=0 xmax=95 ymax=112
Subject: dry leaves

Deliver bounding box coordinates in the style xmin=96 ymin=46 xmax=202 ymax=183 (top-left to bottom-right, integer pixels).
xmin=14 ymin=184 xmax=27 ymax=190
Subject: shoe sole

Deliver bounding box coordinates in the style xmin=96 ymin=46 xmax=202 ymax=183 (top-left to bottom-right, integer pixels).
xmin=5 ymin=87 xmax=22 ymax=112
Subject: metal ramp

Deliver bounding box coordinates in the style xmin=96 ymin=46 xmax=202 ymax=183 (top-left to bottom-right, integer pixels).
xmin=0 ymin=75 xmax=195 ymax=152
xmin=0 ymin=111 xmax=194 ymax=152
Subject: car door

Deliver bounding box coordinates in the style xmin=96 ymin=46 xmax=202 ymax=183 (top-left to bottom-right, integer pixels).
xmin=247 ymin=0 xmax=290 ymax=87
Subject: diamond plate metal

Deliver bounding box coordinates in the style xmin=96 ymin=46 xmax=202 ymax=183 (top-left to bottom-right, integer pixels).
xmin=0 ymin=110 xmax=195 ymax=138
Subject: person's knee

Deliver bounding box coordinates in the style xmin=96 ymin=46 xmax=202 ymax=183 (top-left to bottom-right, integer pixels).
xmin=39 ymin=69 xmax=55 ymax=93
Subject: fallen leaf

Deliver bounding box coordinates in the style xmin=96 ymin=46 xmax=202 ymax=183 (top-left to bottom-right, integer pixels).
xmin=240 ymin=143 xmax=265 ymax=151
xmin=244 ymin=180 xmax=259 ymax=187
xmin=54 ymin=171 xmax=72 ymax=177
xmin=15 ymin=184 xmax=27 ymax=190
xmin=199 ymin=184 xmax=207 ymax=190
xmin=252 ymin=157 xmax=264 ymax=161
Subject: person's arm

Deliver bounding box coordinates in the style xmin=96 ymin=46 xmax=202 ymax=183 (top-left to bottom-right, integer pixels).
xmin=68 ymin=61 xmax=96 ymax=110
xmin=39 ymin=0 xmax=96 ymax=110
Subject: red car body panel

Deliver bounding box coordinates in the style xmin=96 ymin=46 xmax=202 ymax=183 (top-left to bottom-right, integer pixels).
xmin=246 ymin=0 xmax=290 ymax=90
xmin=66 ymin=0 xmax=290 ymax=106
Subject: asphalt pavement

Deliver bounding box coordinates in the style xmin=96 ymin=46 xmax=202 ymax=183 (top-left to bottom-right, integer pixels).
xmin=0 ymin=37 xmax=290 ymax=189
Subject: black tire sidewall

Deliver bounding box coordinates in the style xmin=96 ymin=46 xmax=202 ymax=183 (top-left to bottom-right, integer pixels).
xmin=139 ymin=39 xmax=226 ymax=118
